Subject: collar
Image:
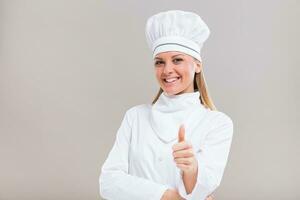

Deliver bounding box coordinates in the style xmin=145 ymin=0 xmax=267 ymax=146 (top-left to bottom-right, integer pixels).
xmin=153 ymin=91 xmax=202 ymax=112
xmin=150 ymin=91 xmax=207 ymax=143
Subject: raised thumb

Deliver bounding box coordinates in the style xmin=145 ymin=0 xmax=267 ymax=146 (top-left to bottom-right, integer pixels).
xmin=178 ymin=124 xmax=185 ymax=142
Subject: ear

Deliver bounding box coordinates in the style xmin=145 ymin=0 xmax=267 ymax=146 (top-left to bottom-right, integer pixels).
xmin=194 ymin=60 xmax=202 ymax=73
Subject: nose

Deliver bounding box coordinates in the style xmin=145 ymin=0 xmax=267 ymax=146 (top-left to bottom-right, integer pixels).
xmin=163 ymin=61 xmax=175 ymax=74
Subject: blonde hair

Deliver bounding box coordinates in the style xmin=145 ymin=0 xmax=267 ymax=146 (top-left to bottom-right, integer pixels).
xmin=151 ymin=58 xmax=217 ymax=111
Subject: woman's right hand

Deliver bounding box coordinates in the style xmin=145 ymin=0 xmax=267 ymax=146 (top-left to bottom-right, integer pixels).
xmin=161 ymin=189 xmax=215 ymax=200
xmin=205 ymin=194 xmax=214 ymax=200
xmin=160 ymin=189 xmax=184 ymax=200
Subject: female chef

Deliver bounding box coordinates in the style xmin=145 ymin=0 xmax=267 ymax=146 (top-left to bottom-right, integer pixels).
xmin=99 ymin=10 xmax=234 ymax=200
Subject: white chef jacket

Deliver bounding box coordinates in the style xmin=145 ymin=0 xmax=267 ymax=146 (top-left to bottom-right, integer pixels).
xmin=99 ymin=91 xmax=233 ymax=200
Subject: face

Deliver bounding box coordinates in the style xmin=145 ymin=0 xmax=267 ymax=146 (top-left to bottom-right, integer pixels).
xmin=154 ymin=51 xmax=202 ymax=95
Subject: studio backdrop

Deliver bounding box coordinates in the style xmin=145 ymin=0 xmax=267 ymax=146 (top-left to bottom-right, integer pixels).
xmin=0 ymin=0 xmax=299 ymax=200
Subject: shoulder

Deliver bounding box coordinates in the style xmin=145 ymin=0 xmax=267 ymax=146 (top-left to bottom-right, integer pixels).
xmin=204 ymin=109 xmax=234 ymax=135
xmin=208 ymin=110 xmax=233 ymax=125
xmin=125 ymin=103 xmax=151 ymax=115
xmin=123 ymin=103 xmax=152 ymax=123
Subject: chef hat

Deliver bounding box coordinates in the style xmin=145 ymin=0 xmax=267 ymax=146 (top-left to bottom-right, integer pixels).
xmin=145 ymin=10 xmax=210 ymax=62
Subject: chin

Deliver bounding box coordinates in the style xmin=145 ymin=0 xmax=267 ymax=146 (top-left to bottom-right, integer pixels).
xmin=162 ymin=88 xmax=183 ymax=95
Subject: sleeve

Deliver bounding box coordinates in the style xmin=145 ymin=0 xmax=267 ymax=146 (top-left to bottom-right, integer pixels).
xmin=99 ymin=107 xmax=170 ymax=200
xmin=177 ymin=112 xmax=234 ymax=200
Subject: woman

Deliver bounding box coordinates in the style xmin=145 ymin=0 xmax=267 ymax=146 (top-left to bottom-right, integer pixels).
xmin=99 ymin=10 xmax=233 ymax=200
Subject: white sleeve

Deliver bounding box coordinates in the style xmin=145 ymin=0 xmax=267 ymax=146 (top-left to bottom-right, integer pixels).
xmin=177 ymin=112 xmax=234 ymax=200
xmin=99 ymin=108 xmax=170 ymax=200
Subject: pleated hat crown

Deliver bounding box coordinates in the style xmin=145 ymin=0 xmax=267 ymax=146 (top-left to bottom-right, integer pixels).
xmin=145 ymin=10 xmax=210 ymax=61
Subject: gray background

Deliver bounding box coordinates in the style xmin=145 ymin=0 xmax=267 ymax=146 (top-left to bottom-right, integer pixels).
xmin=0 ymin=0 xmax=299 ymax=199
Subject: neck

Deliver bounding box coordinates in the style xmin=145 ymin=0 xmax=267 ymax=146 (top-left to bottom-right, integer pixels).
xmin=153 ymin=90 xmax=202 ymax=112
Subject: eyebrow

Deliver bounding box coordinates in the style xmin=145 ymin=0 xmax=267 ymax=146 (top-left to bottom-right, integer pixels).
xmin=154 ymin=54 xmax=184 ymax=60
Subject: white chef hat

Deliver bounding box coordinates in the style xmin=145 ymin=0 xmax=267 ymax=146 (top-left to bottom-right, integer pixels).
xmin=145 ymin=10 xmax=210 ymax=62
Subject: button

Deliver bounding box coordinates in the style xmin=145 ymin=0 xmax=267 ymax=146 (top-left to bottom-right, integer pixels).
xmin=158 ymin=157 xmax=163 ymax=162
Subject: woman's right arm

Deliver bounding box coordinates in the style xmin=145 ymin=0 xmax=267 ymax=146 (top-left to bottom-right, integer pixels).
xmin=160 ymin=189 xmax=214 ymax=200
xmin=160 ymin=189 xmax=186 ymax=200
xmin=99 ymin=108 xmax=170 ymax=200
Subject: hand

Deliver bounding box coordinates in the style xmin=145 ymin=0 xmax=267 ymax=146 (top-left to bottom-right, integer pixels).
xmin=205 ymin=194 xmax=214 ymax=200
xmin=172 ymin=124 xmax=198 ymax=174
xmin=160 ymin=189 xmax=185 ymax=200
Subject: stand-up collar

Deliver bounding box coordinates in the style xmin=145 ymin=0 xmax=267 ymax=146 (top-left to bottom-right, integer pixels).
xmin=150 ymin=91 xmax=207 ymax=143
xmin=154 ymin=91 xmax=201 ymax=112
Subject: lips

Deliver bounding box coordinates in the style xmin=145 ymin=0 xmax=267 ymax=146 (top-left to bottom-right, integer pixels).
xmin=162 ymin=77 xmax=181 ymax=85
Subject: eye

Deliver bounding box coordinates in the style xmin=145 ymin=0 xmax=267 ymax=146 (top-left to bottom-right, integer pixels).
xmin=154 ymin=60 xmax=164 ymax=66
xmin=173 ymin=58 xmax=183 ymax=64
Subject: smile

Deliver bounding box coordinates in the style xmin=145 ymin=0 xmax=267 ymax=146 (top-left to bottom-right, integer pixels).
xmin=163 ymin=77 xmax=181 ymax=85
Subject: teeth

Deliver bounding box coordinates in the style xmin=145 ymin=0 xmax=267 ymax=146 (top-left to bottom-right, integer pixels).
xmin=165 ymin=77 xmax=179 ymax=83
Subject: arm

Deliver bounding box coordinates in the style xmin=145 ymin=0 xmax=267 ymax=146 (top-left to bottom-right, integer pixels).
xmin=177 ymin=112 xmax=234 ymax=200
xmin=181 ymin=170 xmax=214 ymax=199
xmin=161 ymin=189 xmax=185 ymax=200
xmin=182 ymin=167 xmax=198 ymax=194
xmin=99 ymin=108 xmax=170 ymax=200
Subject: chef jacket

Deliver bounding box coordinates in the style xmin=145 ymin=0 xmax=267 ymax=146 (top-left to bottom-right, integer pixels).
xmin=99 ymin=91 xmax=234 ymax=200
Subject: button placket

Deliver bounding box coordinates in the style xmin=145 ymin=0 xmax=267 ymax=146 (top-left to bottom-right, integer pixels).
xmin=157 ymin=143 xmax=169 ymax=163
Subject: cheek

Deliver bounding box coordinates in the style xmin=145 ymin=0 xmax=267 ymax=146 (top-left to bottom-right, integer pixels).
xmin=154 ymin=69 xmax=162 ymax=80
xmin=180 ymin=67 xmax=195 ymax=81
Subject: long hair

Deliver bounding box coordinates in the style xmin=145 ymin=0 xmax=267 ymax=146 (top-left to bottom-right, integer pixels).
xmin=151 ymin=59 xmax=217 ymax=111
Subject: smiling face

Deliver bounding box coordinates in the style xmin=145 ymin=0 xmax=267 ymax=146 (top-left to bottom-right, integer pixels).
xmin=154 ymin=51 xmax=202 ymax=95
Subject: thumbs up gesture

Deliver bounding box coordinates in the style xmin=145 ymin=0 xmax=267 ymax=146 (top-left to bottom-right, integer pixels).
xmin=172 ymin=124 xmax=198 ymax=174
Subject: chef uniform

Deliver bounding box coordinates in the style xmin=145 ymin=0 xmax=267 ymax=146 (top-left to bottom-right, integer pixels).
xmin=99 ymin=10 xmax=234 ymax=200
